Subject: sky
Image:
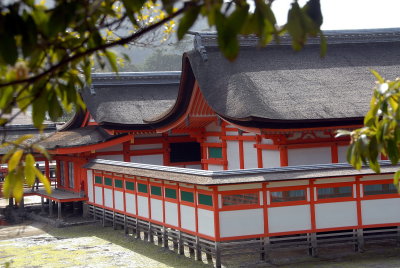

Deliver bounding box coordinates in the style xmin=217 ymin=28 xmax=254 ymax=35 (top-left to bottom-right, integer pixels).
xmin=272 ymin=0 xmax=400 ymax=30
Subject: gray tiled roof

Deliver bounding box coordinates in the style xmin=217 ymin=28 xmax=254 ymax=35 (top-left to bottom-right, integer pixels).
xmin=185 ymin=29 xmax=400 ymax=128
xmin=81 ymin=72 xmax=181 ymax=129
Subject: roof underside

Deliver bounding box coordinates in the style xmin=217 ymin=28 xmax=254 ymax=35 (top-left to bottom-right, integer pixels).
xmin=186 ymin=40 xmax=400 ymax=128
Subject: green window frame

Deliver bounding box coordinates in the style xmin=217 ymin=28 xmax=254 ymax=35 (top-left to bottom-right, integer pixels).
xmin=151 ymin=185 xmax=162 ymax=196
xmin=165 ymin=188 xmax=177 ymax=199
xmin=95 ymin=176 xmax=102 ymax=184
xmin=104 ymin=177 xmax=113 ymax=186
xmin=138 ymin=183 xmax=148 ymax=193
xmin=208 ymin=147 xmax=222 ymax=159
xmin=198 ymin=193 xmax=213 ymax=206
xmin=114 ymin=179 xmax=123 ymax=188
xmin=181 ymin=190 xmax=194 ymax=203
xmin=125 ymin=181 xmax=135 ymax=191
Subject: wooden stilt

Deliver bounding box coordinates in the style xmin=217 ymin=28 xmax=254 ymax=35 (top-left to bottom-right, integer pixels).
xmin=357 ymin=229 xmax=365 ymax=252
xmin=178 ymin=231 xmax=184 ymax=255
xmin=57 ymin=202 xmax=62 ymax=220
xmin=49 ymin=200 xmax=53 ymax=217
xmin=124 ymin=215 xmax=128 ymax=236
xmin=195 ymin=236 xmax=202 ymax=261
xmin=148 ymin=222 xmax=154 ymax=243
xmin=214 ymin=242 xmax=221 ymax=268
xmin=102 ymin=208 xmax=106 ymax=227
xmin=113 ymin=211 xmax=116 ymax=230
xmin=162 ymin=226 xmax=168 ymax=248
xmin=41 ymin=197 xmax=45 ymax=213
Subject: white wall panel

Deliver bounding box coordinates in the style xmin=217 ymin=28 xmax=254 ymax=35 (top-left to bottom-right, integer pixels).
xmin=137 ymin=195 xmax=149 ymax=218
xmin=180 ymin=205 xmax=196 ymax=232
xmin=94 ymin=186 xmax=103 ymax=205
xmin=165 ymin=201 xmax=178 ymax=227
xmin=198 ymin=209 xmax=215 ymax=237
xmin=151 ymin=198 xmax=163 ymax=222
xmin=288 ymin=147 xmax=331 ymax=166
xmin=208 ymin=164 xmax=223 ymax=171
xmin=220 ymin=209 xmax=264 ymax=238
xmin=87 ymin=170 xmax=93 ymax=202
xmin=315 ymin=201 xmax=357 ymax=229
xmin=125 ymin=193 xmax=136 ymax=215
xmin=362 ymin=198 xmax=400 ymax=225
xmin=114 ymin=191 xmax=124 ymax=211
xmin=244 ymin=141 xmax=258 ymax=169
xmin=131 ymin=154 xmax=163 ymax=165
xmin=262 ymin=150 xmax=281 ymax=168
xmin=338 ymin=145 xmax=349 ymax=163
xmin=97 ymin=154 xmax=124 ymax=161
xmin=268 ymin=205 xmax=311 ymax=233
xmin=104 ymin=188 xmax=113 ymax=208
xmin=227 ymin=141 xmax=240 ymax=170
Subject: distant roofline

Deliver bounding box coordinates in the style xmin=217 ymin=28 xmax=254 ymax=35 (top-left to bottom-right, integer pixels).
xmin=190 ymin=28 xmax=400 ymax=60
xmin=88 ymin=71 xmax=181 ymax=88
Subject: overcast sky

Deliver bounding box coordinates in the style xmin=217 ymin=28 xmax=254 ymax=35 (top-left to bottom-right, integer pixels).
xmin=272 ymin=0 xmax=400 ymax=30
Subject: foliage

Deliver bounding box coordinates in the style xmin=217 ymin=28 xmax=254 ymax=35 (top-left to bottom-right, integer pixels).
xmin=140 ymin=49 xmax=181 ymax=71
xmin=0 ymin=0 xmax=325 ymax=201
xmin=337 ymin=72 xmax=400 ymax=185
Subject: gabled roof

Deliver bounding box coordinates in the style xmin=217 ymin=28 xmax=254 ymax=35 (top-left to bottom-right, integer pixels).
xmin=151 ymin=28 xmax=400 ymax=130
xmin=81 ymin=72 xmax=181 ymax=130
xmin=39 ymin=125 xmax=131 ymax=154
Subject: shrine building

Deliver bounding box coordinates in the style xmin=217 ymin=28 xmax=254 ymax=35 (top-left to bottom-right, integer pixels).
xmin=36 ymin=28 xmax=400 ymax=267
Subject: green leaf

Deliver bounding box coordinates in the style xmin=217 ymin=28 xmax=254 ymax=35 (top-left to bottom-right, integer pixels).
xmin=370 ymin=69 xmax=384 ymax=83
xmin=177 ymin=5 xmax=201 ymax=40
xmin=394 ymin=170 xmax=400 ymax=190
xmin=24 ymin=153 xmax=36 ymax=186
xmin=8 ymin=149 xmax=23 ymax=172
xmin=387 ymin=138 xmax=399 ymax=164
xmin=32 ymin=93 xmax=48 ymax=128
xmin=2 ymin=172 xmax=15 ymax=198
xmin=104 ymin=50 xmax=118 ymax=73
xmin=0 ymin=34 xmax=18 ymax=65
xmin=319 ymin=32 xmax=327 ymax=57
xmin=35 ymin=167 xmax=51 ymax=194
xmin=13 ymin=168 xmax=24 ymax=202
xmin=48 ymin=93 xmax=63 ymax=121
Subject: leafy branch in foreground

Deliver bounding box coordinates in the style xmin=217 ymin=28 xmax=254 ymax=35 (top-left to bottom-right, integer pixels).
xmin=0 ymin=0 xmax=325 ymax=201
xmin=337 ymin=71 xmax=400 ymax=186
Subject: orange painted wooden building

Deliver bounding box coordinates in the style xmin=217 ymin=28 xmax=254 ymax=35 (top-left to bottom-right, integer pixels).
xmin=39 ymin=29 xmax=400 ymax=267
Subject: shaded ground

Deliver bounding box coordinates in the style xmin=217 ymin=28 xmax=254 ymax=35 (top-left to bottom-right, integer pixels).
xmin=1 ymin=221 xmax=400 ymax=268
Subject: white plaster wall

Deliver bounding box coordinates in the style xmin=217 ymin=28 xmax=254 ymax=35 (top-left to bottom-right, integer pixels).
xmin=131 ymin=144 xmax=163 ymax=150
xmin=288 ymin=147 xmax=331 ymax=166
xmin=220 ymin=209 xmax=264 ymax=238
xmin=244 ymin=141 xmax=258 ymax=169
xmin=208 ymin=164 xmax=223 ymax=171
xmin=268 ymin=205 xmax=311 ymax=233
xmin=97 ymin=144 xmax=123 ymax=152
xmin=315 ymin=201 xmax=357 ymax=229
xmin=97 ymin=154 xmax=124 ymax=161
xmin=180 ymin=205 xmax=196 ymax=232
xmin=198 ymin=209 xmax=215 ymax=237
xmin=338 ymin=145 xmax=349 ymax=163
xmin=125 ymin=193 xmax=136 ymax=215
xmin=362 ymin=198 xmax=400 ymax=225
xmin=150 ymin=198 xmax=163 ymax=222
xmin=104 ymin=188 xmax=113 ymax=208
xmin=165 ymin=201 xmax=178 ymax=227
xmin=94 ymin=186 xmax=103 ymax=205
xmin=114 ymin=191 xmax=124 ymax=211
xmin=262 ymin=150 xmax=281 ymax=168
xmin=137 ymin=195 xmax=149 ymax=218
xmin=131 ymin=154 xmax=163 ymax=165
xmin=227 ymin=141 xmax=240 ymax=170
xmin=186 ymin=164 xmax=202 ymax=169
xmin=87 ymin=170 xmax=93 ymax=202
